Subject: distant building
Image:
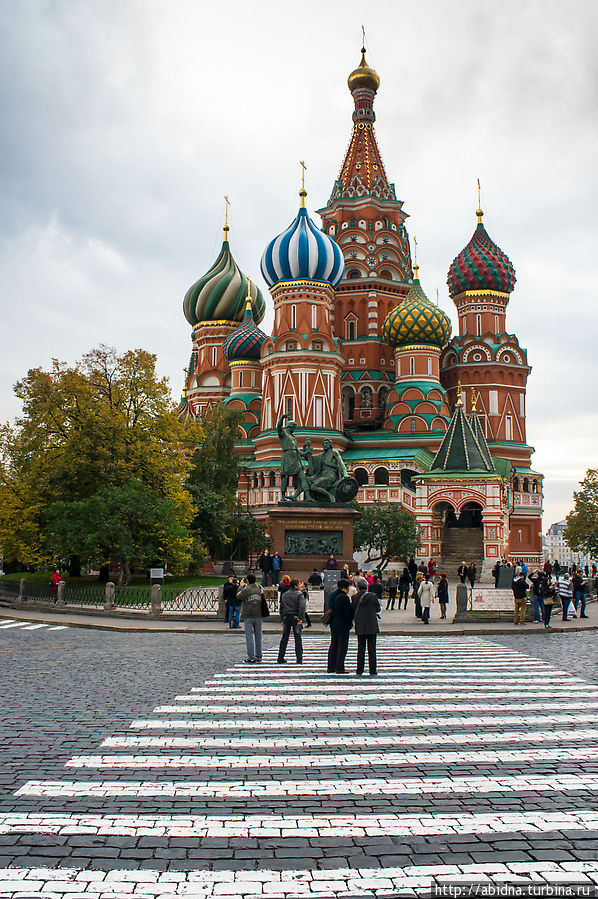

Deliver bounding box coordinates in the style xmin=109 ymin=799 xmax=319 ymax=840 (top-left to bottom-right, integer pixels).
xmin=543 ymin=521 xmax=593 ymax=570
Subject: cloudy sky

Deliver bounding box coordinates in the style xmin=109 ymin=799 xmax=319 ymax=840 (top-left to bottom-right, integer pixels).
xmin=1 ymin=0 xmax=597 ymax=529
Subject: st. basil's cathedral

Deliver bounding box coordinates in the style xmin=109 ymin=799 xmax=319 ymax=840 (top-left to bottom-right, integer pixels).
xmin=178 ymin=49 xmax=544 ymax=574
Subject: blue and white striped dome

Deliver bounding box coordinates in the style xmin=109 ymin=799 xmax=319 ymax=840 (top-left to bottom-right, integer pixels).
xmin=261 ymin=206 xmax=345 ymax=289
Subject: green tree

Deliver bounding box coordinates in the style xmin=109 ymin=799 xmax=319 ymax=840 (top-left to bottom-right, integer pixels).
xmin=186 ymin=404 xmax=247 ymax=561
xmin=45 ymin=482 xmax=198 ymax=582
xmin=565 ymin=469 xmax=598 ymax=558
xmin=354 ymin=501 xmax=422 ymax=570
xmin=0 ymin=346 xmax=197 ymax=572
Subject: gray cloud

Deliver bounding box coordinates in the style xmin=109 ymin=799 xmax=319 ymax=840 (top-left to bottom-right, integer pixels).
xmin=1 ymin=0 xmax=596 ymax=530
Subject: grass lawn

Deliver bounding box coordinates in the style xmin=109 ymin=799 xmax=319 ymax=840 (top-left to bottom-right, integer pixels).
xmin=2 ymin=572 xmax=226 ymax=587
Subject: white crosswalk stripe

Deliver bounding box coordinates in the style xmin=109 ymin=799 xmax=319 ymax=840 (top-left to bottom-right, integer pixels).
xmin=5 ymin=634 xmax=598 ymax=898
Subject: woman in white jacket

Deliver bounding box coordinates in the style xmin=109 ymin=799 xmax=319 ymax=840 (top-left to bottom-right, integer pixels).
xmin=418 ymin=575 xmax=435 ymax=625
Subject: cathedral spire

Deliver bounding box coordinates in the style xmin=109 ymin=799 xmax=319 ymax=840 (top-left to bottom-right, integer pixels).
xmin=328 ymin=45 xmax=395 ymax=203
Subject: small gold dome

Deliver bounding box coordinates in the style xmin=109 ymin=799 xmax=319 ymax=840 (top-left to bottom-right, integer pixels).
xmin=347 ymin=49 xmax=380 ymax=93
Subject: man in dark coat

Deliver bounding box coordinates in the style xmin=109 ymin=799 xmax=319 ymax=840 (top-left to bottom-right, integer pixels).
xmin=258 ymin=549 xmax=273 ymax=587
xmin=308 ymin=568 xmax=323 ymax=587
xmin=326 ymin=578 xmax=353 ymax=674
xmin=277 ymin=578 xmax=306 ymax=664
xmin=351 ymin=577 xmax=380 ymax=676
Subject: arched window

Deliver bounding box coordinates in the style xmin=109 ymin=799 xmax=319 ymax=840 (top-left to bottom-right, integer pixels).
xmin=347 ymin=320 xmax=356 ymax=340
xmin=342 ymin=387 xmax=355 ymax=420
xmin=513 ymin=476 xmax=519 ymax=492
xmin=252 ymin=474 xmax=258 ymax=489
xmin=378 ymin=386 xmax=388 ymax=409
xmin=268 ymin=471 xmax=276 ymax=488
xmin=476 ymin=314 xmax=482 ymax=336
xmin=380 ymin=270 xmax=393 ymax=280
xmin=495 ymin=315 xmax=500 ymax=333
xmin=532 ymin=479 xmax=538 ymax=494
xmin=373 ymin=467 xmax=389 ymax=486
xmin=291 ymin=305 xmax=296 ymax=329
xmin=409 ymin=357 xmax=415 ymax=376
xmin=360 ymin=386 xmax=373 ymax=408
xmin=410 ymin=419 xmax=417 ymax=432
xmin=354 ymin=467 xmax=369 ymax=486
xmin=522 ymin=477 xmax=529 ymax=493
xmin=347 ymin=269 xmax=360 ymax=280
xmin=311 ymin=305 xmax=317 ymax=330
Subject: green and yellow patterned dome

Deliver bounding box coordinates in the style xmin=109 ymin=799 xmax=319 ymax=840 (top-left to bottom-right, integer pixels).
xmin=382 ymin=270 xmax=452 ymax=349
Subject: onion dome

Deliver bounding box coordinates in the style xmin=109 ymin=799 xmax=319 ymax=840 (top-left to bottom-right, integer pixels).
xmin=382 ymin=258 xmax=452 ymax=348
xmin=447 ymin=208 xmax=516 ymax=298
xmin=347 ymin=47 xmax=380 ymax=93
xmin=261 ymin=189 xmax=345 ymax=289
xmin=223 ymin=296 xmax=267 ymax=362
xmin=183 ymin=226 xmax=266 ymax=327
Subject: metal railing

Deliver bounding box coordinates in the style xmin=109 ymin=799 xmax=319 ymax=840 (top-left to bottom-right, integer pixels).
xmin=161 ymin=585 xmax=219 ymax=613
xmin=64 ymin=584 xmax=106 ymax=607
xmin=113 ymin=585 xmax=152 ymax=611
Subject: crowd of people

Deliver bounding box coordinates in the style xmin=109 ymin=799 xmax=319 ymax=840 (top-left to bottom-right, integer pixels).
xmin=222 ymin=552 xmax=597 ymax=668
xmin=510 ymin=565 xmax=596 ymax=628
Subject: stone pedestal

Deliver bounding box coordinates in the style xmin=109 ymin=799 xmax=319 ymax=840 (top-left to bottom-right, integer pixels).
xmin=268 ymin=503 xmax=358 ymax=580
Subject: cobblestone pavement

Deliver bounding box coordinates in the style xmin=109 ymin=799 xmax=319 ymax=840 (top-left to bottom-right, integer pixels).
xmin=2 ymin=626 xmax=598 ymax=897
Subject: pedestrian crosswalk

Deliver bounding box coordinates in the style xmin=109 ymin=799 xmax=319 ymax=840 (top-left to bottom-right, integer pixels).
xmin=3 ymin=635 xmax=598 ymax=897
xmin=0 ymin=619 xmax=67 ymax=631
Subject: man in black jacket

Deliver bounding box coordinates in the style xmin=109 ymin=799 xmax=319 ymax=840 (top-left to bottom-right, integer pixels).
xmin=326 ymin=578 xmax=353 ymax=674
xmin=277 ymin=578 xmax=306 ymax=664
xmin=258 ymin=550 xmax=273 ymax=587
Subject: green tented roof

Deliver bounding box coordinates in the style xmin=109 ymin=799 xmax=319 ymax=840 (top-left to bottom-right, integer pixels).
xmin=430 ymin=403 xmax=496 ymax=474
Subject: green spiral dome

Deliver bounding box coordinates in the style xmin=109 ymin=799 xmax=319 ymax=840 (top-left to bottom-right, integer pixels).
xmin=183 ymin=237 xmax=266 ymax=327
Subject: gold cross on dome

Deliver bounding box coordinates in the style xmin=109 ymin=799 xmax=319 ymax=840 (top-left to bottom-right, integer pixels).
xmin=223 ymin=195 xmax=231 ymax=239
xmin=299 ymin=161 xmax=307 ymax=206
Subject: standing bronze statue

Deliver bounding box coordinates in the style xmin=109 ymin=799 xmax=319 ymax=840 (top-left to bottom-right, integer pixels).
xmin=276 ymin=417 xmax=358 ymax=503
xmin=277 ymin=414 xmax=311 ymax=501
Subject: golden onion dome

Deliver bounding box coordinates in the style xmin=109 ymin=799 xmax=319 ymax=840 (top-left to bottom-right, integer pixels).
xmin=347 ymin=48 xmax=380 ymax=93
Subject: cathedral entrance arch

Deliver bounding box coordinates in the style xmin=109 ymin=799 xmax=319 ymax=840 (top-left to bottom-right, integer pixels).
xmin=458 ymin=501 xmax=484 ymax=529
xmin=431 ymin=500 xmax=457 ymax=529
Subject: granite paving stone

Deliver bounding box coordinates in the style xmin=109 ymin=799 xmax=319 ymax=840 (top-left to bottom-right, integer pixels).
xmin=2 ymin=629 xmax=598 ymax=895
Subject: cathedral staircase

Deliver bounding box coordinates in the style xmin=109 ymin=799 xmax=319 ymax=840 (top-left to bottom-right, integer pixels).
xmin=439 ymin=527 xmax=485 ymax=583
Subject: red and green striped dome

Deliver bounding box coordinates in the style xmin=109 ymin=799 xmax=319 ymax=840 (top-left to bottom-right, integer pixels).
xmin=223 ymin=301 xmax=267 ymax=362
xmin=447 ymin=216 xmax=516 ymax=298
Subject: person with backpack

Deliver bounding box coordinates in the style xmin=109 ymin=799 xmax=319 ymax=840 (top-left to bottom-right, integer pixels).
xmin=351 ymin=577 xmax=379 ymax=676
xmin=512 ymin=566 xmax=528 ymax=625
xmin=238 ymin=573 xmax=268 ymax=663
xmin=326 ymin=578 xmax=353 ymax=674
xmin=542 ymin=578 xmax=556 ymax=629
